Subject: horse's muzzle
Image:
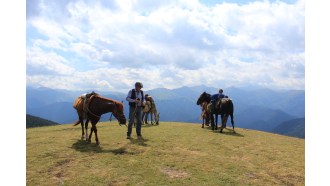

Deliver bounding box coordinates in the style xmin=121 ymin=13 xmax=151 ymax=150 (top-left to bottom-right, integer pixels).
xmin=119 ymin=118 xmax=126 ymax=125
xmin=118 ymin=115 xmax=126 ymax=125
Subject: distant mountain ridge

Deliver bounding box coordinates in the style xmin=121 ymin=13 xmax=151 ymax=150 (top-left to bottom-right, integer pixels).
xmin=26 ymin=85 xmax=305 ymax=137
xmin=235 ymin=106 xmax=296 ymax=132
xmin=26 ymin=114 xmax=59 ymax=128
xmin=273 ymin=118 xmax=305 ymax=138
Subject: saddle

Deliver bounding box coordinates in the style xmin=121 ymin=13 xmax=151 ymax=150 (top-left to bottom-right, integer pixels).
xmin=73 ymin=92 xmax=99 ymax=118
xmin=217 ymin=98 xmax=231 ymax=109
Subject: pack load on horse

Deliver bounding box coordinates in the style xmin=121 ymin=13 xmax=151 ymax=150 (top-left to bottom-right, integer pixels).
xmin=196 ymin=91 xmax=235 ymax=133
xmin=73 ymin=92 xmax=126 ymax=145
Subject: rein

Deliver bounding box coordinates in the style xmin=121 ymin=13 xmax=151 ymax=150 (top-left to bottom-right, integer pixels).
xmin=85 ymin=95 xmax=102 ymax=119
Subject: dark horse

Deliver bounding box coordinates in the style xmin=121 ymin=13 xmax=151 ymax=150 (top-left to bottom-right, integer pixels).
xmin=73 ymin=93 xmax=126 ymax=145
xmin=196 ymin=92 xmax=235 ymax=133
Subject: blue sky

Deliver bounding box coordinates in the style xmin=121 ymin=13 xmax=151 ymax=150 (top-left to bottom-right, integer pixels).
xmin=26 ymin=0 xmax=305 ymax=92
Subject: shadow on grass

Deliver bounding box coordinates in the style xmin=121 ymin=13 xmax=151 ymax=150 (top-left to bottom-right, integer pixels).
xmin=71 ymin=140 xmax=129 ymax=154
xmin=220 ymin=130 xmax=244 ymax=137
xmin=132 ymin=124 xmax=159 ymax=128
xmin=129 ymin=137 xmax=149 ymax=147
xmin=71 ymin=139 xmax=148 ymax=154
xmin=71 ymin=140 xmax=102 ymax=153
xmin=207 ymin=128 xmax=244 ymax=137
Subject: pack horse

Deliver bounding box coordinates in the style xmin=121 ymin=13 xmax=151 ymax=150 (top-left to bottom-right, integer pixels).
xmin=196 ymin=92 xmax=235 ymax=133
xmin=73 ymin=92 xmax=126 ymax=145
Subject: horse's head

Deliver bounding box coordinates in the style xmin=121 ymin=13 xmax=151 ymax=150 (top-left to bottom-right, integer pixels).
xmin=196 ymin=92 xmax=210 ymax=105
xmin=112 ymin=101 xmax=126 ymax=125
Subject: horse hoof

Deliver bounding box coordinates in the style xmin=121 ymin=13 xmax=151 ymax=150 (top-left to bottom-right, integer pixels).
xmin=81 ymin=137 xmax=84 ymax=140
xmin=96 ymin=142 xmax=100 ymax=145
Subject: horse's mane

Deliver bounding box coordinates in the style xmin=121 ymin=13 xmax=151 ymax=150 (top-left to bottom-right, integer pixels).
xmin=93 ymin=95 xmax=123 ymax=105
xmin=203 ymin=92 xmax=211 ymax=102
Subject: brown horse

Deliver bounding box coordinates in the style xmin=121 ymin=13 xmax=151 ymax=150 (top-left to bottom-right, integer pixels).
xmin=200 ymin=101 xmax=210 ymax=128
xmin=73 ymin=94 xmax=126 ymax=145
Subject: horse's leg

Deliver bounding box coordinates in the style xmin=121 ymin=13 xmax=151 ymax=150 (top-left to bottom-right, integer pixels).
xmin=93 ymin=124 xmax=99 ymax=145
xmin=210 ymin=114 xmax=215 ymax=130
xmin=156 ymin=113 xmax=160 ymax=125
xmin=155 ymin=112 xmax=158 ymax=124
xmin=145 ymin=112 xmax=149 ymax=124
xmin=220 ymin=114 xmax=225 ymax=133
xmin=230 ymin=113 xmax=235 ymax=133
xmin=154 ymin=111 xmax=157 ymax=124
xmin=88 ymin=123 xmax=94 ymax=143
xmin=220 ymin=114 xmax=228 ymax=133
xmin=224 ymin=114 xmax=228 ymax=128
xmin=142 ymin=112 xmax=145 ymax=125
xmin=206 ymin=115 xmax=209 ymax=126
xmin=202 ymin=116 xmax=204 ymax=128
xmin=79 ymin=117 xmax=84 ymax=140
xmin=215 ymin=114 xmax=218 ymax=130
xmin=150 ymin=111 xmax=155 ymax=125
xmin=85 ymin=119 xmax=89 ymax=141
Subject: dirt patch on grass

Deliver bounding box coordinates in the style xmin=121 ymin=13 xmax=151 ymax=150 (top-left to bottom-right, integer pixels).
xmin=160 ymin=167 xmax=190 ymax=179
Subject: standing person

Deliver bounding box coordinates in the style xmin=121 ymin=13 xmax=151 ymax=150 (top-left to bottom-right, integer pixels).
xmin=126 ymin=82 xmax=146 ymax=139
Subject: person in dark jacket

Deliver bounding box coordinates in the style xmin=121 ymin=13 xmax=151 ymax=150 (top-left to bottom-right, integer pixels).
xmin=210 ymin=89 xmax=226 ymax=111
xmin=126 ymin=82 xmax=146 ymax=139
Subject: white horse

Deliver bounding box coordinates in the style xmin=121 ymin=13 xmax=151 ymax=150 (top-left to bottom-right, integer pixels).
xmin=143 ymin=97 xmax=160 ymax=125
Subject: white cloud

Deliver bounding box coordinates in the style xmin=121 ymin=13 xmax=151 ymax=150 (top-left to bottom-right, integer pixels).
xmin=26 ymin=0 xmax=305 ymax=92
xmin=26 ymin=48 xmax=75 ymax=75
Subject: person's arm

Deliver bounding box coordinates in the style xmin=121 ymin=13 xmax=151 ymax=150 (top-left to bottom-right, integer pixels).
xmin=126 ymin=90 xmax=135 ymax=103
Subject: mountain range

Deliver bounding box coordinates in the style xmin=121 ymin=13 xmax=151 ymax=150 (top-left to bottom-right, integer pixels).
xmin=26 ymin=85 xmax=305 ymax=138
xmin=26 ymin=114 xmax=59 ymax=128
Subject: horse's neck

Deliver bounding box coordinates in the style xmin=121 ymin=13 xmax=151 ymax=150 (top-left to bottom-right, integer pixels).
xmin=205 ymin=94 xmax=211 ymax=103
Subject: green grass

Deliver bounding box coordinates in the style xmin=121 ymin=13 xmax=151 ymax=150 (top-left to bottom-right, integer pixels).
xmin=27 ymin=122 xmax=304 ymax=186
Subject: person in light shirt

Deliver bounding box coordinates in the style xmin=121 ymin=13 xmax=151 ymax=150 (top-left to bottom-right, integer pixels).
xmin=126 ymin=82 xmax=146 ymax=139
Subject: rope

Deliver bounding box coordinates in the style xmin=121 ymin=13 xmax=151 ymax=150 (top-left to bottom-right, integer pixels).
xmin=86 ymin=106 xmax=101 ymax=119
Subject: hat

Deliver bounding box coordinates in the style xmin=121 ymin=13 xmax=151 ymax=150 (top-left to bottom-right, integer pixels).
xmin=135 ymin=82 xmax=143 ymax=88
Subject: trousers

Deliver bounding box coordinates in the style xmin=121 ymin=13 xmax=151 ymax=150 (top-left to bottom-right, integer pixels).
xmin=127 ymin=106 xmax=142 ymax=136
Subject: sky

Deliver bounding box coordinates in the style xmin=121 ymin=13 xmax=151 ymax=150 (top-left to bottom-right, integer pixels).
xmin=26 ymin=0 xmax=304 ymax=93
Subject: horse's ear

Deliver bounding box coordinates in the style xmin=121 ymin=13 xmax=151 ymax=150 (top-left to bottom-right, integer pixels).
xmin=121 ymin=100 xmax=123 ymax=103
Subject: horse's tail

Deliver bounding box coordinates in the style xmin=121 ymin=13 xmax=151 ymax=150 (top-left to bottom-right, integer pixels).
xmin=228 ymin=99 xmax=234 ymax=114
xmin=73 ymin=120 xmax=80 ymax=126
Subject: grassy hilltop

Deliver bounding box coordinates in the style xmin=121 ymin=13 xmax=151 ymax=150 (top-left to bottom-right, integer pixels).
xmin=26 ymin=122 xmax=304 ymax=185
